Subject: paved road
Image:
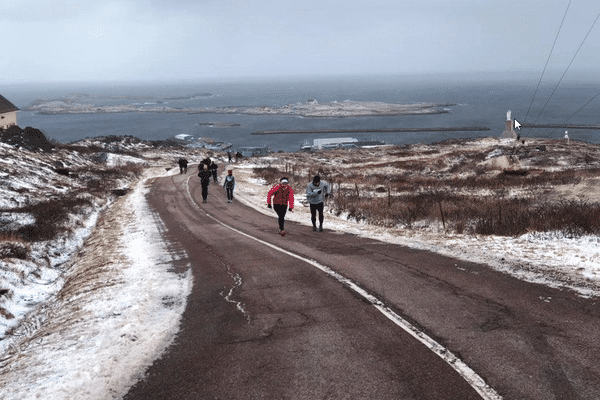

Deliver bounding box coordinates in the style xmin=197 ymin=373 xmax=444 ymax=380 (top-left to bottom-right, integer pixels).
xmin=125 ymin=169 xmax=600 ymax=400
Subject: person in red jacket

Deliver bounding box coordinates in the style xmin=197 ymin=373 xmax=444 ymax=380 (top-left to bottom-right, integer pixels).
xmin=267 ymin=177 xmax=295 ymax=236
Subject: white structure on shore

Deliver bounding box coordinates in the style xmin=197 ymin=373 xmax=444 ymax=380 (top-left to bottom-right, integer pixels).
xmin=312 ymin=137 xmax=358 ymax=150
xmin=0 ymin=94 xmax=19 ymax=129
xmin=500 ymin=110 xmax=518 ymax=139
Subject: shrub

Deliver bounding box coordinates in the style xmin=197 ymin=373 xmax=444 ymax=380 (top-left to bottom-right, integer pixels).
xmin=0 ymin=234 xmax=30 ymax=259
xmin=8 ymin=197 xmax=92 ymax=242
xmin=251 ymin=147 xmax=600 ymax=237
xmin=0 ymin=126 xmax=54 ymax=152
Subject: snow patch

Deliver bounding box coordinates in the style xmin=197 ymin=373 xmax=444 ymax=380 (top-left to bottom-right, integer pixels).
xmin=0 ymin=168 xmax=193 ymax=399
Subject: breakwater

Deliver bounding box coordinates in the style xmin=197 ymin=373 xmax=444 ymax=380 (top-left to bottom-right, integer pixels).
xmin=251 ymin=127 xmax=491 ymax=135
xmin=521 ymin=124 xmax=600 ymax=129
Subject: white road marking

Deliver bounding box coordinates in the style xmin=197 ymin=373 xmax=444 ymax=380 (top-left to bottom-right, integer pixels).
xmin=184 ymin=176 xmax=502 ymax=400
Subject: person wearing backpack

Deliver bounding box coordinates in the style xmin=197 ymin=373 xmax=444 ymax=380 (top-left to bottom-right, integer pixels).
xmin=223 ymin=169 xmax=236 ymax=203
xmin=306 ymin=175 xmax=330 ymax=231
xmin=198 ymin=164 xmax=212 ymax=203
xmin=267 ymin=177 xmax=295 ymax=236
xmin=178 ymin=158 xmax=188 ymax=174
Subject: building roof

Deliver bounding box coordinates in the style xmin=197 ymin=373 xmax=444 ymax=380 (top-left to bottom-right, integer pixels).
xmin=0 ymin=95 xmax=19 ymax=114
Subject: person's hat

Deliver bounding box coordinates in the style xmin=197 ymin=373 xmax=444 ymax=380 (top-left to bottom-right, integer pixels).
xmin=313 ymin=175 xmax=320 ymax=184
xmin=228 ymin=169 xmax=233 ymax=173
xmin=280 ymin=177 xmax=289 ymax=183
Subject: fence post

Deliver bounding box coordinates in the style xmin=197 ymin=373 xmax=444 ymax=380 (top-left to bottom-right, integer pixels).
xmin=439 ymin=201 xmax=445 ymax=230
xmin=355 ymin=183 xmax=360 ymax=198
xmin=388 ymin=187 xmax=391 ymax=207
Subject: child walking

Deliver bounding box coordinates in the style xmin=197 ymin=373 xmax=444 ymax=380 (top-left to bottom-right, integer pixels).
xmin=267 ymin=177 xmax=295 ymax=236
xmin=223 ymin=169 xmax=236 ymax=203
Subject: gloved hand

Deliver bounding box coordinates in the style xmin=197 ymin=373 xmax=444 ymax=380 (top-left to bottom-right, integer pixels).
xmin=317 ymin=189 xmax=322 ymax=194
xmin=325 ymin=193 xmax=329 ymax=198
xmin=267 ymin=204 xmax=272 ymax=209
xmin=288 ymin=208 xmax=293 ymax=212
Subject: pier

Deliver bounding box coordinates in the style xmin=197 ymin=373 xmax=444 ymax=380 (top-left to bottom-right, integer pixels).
xmin=251 ymin=127 xmax=490 ymax=135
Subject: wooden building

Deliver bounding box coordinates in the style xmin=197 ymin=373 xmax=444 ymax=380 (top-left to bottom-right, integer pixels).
xmin=0 ymin=95 xmax=19 ymax=129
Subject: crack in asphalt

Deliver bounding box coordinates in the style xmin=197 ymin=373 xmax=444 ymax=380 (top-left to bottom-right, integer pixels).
xmin=220 ymin=263 xmax=250 ymax=324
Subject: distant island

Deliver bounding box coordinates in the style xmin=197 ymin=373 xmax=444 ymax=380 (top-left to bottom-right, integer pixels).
xmin=198 ymin=122 xmax=241 ymax=128
xmin=23 ymin=95 xmax=453 ymax=118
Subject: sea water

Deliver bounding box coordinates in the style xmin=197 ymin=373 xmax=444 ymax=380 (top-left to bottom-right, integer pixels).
xmin=3 ymin=74 xmax=600 ymax=152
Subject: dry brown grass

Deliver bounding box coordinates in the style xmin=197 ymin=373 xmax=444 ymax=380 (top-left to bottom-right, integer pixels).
xmin=0 ymin=233 xmax=30 ymax=259
xmin=0 ymin=163 xmax=144 ymax=243
xmin=252 ymin=138 xmax=600 ymax=237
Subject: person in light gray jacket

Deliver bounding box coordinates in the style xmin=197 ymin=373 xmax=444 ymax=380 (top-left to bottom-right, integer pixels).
xmin=306 ymin=175 xmax=330 ymax=231
xmin=223 ymin=169 xmax=236 ymax=203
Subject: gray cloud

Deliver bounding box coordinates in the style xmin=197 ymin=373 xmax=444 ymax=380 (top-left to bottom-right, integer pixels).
xmin=1 ymin=0 xmax=599 ymax=83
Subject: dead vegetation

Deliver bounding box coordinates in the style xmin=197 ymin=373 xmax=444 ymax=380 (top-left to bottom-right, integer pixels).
xmin=0 ymin=234 xmax=30 ymax=260
xmin=0 ymin=167 xmax=144 ymax=249
xmin=253 ymin=137 xmax=600 ymax=237
xmin=0 ymin=131 xmax=151 ymax=259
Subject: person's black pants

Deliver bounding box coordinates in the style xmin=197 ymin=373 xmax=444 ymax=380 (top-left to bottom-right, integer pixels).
xmin=226 ymin=188 xmax=234 ymax=200
xmin=201 ymin=183 xmax=209 ymax=200
xmin=310 ymin=202 xmax=324 ymax=227
xmin=273 ymin=204 xmax=287 ymax=230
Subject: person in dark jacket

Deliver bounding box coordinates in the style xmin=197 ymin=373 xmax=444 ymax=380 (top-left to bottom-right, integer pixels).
xmin=178 ymin=158 xmax=188 ymax=174
xmin=267 ymin=177 xmax=294 ymax=236
xmin=306 ymin=175 xmax=330 ymax=231
xmin=223 ymin=169 xmax=236 ymax=203
xmin=198 ymin=164 xmax=212 ymax=203
xmin=198 ymin=157 xmax=211 ymax=172
xmin=210 ymin=161 xmax=218 ymax=182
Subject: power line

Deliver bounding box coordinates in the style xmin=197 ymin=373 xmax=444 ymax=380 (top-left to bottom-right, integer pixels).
xmin=524 ymin=0 xmax=571 ymax=131
xmin=548 ymin=90 xmax=600 ymax=136
xmin=532 ymin=8 xmax=600 ymax=131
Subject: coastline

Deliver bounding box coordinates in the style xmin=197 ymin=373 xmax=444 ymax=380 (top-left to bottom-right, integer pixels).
xmin=24 ymin=99 xmax=454 ymax=118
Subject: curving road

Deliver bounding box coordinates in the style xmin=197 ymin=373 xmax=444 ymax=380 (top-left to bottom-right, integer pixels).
xmin=125 ymin=168 xmax=600 ymax=400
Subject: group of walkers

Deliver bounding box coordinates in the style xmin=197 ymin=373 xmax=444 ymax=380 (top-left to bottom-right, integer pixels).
xmin=182 ymin=157 xmax=330 ymax=236
xmin=266 ymin=175 xmax=330 ymax=236
xmin=227 ymin=151 xmax=243 ymax=163
xmin=196 ymin=157 xmax=232 ymax=203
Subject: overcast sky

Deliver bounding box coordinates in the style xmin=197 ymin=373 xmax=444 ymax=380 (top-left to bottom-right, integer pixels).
xmin=2 ymin=0 xmax=600 ymax=84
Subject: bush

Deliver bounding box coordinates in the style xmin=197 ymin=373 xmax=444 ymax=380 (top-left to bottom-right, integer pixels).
xmin=0 ymin=234 xmax=30 ymax=259
xmin=251 ymin=148 xmax=600 ymax=237
xmin=0 ymin=126 xmax=54 ymax=152
xmin=10 ymin=197 xmax=92 ymax=241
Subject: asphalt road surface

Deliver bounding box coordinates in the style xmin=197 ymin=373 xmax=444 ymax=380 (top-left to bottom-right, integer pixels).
xmin=125 ymin=168 xmax=600 ymax=400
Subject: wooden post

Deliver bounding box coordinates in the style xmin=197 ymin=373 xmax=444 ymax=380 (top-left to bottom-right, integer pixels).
xmin=355 ymin=182 xmax=360 ymax=197
xmin=388 ymin=187 xmax=391 ymax=207
xmin=438 ymin=201 xmax=445 ymax=230
xmin=498 ymin=204 xmax=502 ymax=228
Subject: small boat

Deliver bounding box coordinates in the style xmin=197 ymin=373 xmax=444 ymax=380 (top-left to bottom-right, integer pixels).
xmin=300 ymin=140 xmax=312 ymax=151
xmin=238 ymin=146 xmax=272 ymax=157
xmin=205 ymin=142 xmax=233 ymax=151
